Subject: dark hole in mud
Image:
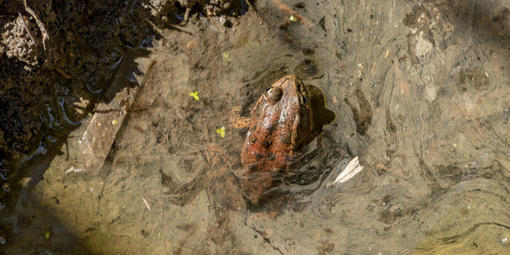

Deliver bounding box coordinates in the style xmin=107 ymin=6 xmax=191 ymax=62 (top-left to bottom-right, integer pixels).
xmin=302 ymin=48 xmax=314 ymax=55
xmin=239 ymin=0 xmax=250 ymax=15
xmin=174 ymin=1 xmax=188 ymax=21
xmin=224 ymin=19 xmax=233 ymax=28
xmin=295 ymin=2 xmax=305 ymax=9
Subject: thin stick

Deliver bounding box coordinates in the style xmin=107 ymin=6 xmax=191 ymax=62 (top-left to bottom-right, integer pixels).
xmin=18 ymin=13 xmax=35 ymax=43
xmin=23 ymin=0 xmax=49 ymax=49
xmin=142 ymin=197 xmax=151 ymax=210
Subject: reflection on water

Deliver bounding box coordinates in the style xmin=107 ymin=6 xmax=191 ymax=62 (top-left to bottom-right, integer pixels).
xmin=3 ymin=0 xmax=510 ymax=254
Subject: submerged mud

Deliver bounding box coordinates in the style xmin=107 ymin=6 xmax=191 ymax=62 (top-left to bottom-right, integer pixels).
xmin=1 ymin=0 xmax=510 ymax=254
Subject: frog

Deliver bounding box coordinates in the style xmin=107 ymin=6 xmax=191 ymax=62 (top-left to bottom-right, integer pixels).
xmin=161 ymin=74 xmax=330 ymax=209
xmin=240 ymin=74 xmax=317 ymax=204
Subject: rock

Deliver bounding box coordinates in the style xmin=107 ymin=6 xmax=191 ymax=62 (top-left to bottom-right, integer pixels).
xmin=414 ymin=33 xmax=433 ymax=58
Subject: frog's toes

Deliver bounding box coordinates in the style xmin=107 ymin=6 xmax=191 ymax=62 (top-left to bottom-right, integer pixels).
xmin=160 ymin=168 xmax=206 ymax=206
xmin=229 ymin=106 xmax=251 ymax=129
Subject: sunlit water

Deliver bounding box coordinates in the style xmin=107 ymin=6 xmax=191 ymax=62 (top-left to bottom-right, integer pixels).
xmin=3 ymin=0 xmax=510 ymax=254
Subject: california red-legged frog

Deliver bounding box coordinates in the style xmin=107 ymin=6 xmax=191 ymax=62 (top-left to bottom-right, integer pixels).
xmin=241 ymin=74 xmax=317 ymax=204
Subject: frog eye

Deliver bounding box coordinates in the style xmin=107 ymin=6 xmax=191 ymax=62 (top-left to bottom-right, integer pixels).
xmin=265 ymin=87 xmax=283 ymax=104
xmin=301 ymin=96 xmax=307 ymax=104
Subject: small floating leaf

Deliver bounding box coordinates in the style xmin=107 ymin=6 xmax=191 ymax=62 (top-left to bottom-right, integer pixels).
xmin=289 ymin=15 xmax=297 ymax=22
xmin=216 ymin=126 xmax=226 ymax=138
xmin=44 ymin=231 xmax=51 ymax=240
xmin=189 ymin=90 xmax=199 ymax=101
xmin=222 ymin=52 xmax=230 ymax=60
xmin=112 ymin=120 xmax=119 ymax=125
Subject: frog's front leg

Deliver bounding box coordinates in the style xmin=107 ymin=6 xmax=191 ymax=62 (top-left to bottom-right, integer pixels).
xmin=159 ymin=168 xmax=207 ymax=206
xmin=229 ymin=106 xmax=252 ymax=129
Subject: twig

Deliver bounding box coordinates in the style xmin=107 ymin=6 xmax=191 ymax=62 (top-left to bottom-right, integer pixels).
xmin=142 ymin=197 xmax=151 ymax=210
xmin=18 ymin=13 xmax=35 ymax=43
xmin=22 ymin=0 xmax=49 ymax=49
xmin=55 ymin=67 xmax=72 ymax=79
xmin=144 ymin=18 xmax=193 ymax=35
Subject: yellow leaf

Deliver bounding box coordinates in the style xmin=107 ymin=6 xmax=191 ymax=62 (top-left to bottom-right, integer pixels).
xmin=216 ymin=126 xmax=225 ymax=138
xmin=189 ymin=90 xmax=199 ymax=101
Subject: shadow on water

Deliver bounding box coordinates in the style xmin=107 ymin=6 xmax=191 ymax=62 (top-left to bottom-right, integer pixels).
xmin=0 ymin=0 xmax=255 ymax=252
xmin=0 ymin=0 xmax=155 ymax=252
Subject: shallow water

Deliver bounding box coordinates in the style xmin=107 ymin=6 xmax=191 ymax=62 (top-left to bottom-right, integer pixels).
xmin=3 ymin=0 xmax=510 ymax=254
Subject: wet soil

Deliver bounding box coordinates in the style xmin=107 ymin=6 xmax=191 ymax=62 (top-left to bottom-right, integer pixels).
xmin=2 ymin=0 xmax=510 ymax=254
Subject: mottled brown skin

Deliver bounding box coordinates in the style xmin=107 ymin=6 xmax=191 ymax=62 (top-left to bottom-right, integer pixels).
xmin=241 ymin=74 xmax=315 ymax=204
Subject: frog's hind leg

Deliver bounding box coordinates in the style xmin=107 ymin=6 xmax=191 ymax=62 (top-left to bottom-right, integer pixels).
xmin=241 ymin=170 xmax=277 ymax=205
xmin=159 ymin=168 xmax=207 ymax=206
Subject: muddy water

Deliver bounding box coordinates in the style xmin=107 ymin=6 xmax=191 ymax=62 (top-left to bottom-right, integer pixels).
xmin=4 ymin=0 xmax=510 ymax=254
